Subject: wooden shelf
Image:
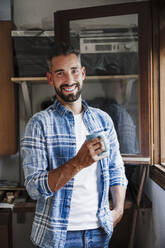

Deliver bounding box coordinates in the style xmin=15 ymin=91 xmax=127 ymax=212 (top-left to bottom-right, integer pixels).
xmin=11 ymin=77 xmax=48 ymax=83
xmin=11 ymin=74 xmax=138 ymax=83
xmin=85 ymin=75 xmax=138 ymax=80
xmin=13 ymin=201 xmax=36 ymax=212
xmin=0 ymin=187 xmax=25 ymax=191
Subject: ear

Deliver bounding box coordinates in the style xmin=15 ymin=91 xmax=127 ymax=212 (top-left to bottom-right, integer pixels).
xmin=82 ymin=66 xmax=86 ymax=80
xmin=46 ymin=72 xmax=54 ymax=86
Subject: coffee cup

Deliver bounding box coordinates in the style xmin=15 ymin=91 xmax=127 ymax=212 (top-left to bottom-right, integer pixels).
xmin=86 ymin=131 xmax=108 ymax=156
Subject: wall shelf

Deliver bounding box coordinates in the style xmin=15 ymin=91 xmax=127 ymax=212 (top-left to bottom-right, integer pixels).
xmin=11 ymin=74 xmax=138 ymax=84
xmin=0 ymin=187 xmax=25 ymax=191
xmin=11 ymin=77 xmax=47 ymax=83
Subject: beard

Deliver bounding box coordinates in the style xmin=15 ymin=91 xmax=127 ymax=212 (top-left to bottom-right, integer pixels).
xmin=55 ymin=83 xmax=82 ymax=103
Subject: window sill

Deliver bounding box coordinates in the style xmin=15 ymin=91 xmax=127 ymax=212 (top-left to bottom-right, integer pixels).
xmin=150 ymin=164 xmax=165 ymax=190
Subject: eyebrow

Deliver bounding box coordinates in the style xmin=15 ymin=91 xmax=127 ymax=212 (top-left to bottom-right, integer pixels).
xmin=53 ymin=66 xmax=80 ymax=73
xmin=53 ymin=69 xmax=64 ymax=73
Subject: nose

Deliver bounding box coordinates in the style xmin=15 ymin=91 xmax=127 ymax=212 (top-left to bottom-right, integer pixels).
xmin=64 ymin=71 xmax=74 ymax=84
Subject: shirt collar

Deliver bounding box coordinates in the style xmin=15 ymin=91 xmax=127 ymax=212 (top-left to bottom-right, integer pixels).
xmin=52 ymin=96 xmax=90 ymax=117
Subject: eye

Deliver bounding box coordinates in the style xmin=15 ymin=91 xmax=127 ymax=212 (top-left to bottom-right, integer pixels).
xmin=71 ymin=68 xmax=80 ymax=75
xmin=55 ymin=71 xmax=64 ymax=78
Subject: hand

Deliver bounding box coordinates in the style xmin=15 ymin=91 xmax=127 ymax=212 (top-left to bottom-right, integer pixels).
xmin=73 ymin=137 xmax=108 ymax=170
xmin=111 ymin=208 xmax=124 ymax=228
xmin=48 ymin=137 xmax=108 ymax=193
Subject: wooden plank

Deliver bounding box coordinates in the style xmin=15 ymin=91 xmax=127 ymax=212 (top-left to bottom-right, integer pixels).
xmin=151 ymin=0 xmax=160 ymax=165
xmin=11 ymin=77 xmax=47 ymax=82
xmin=11 ymin=74 xmax=138 ymax=83
xmin=159 ymin=3 xmax=165 ymax=164
xmin=136 ymin=166 xmax=147 ymax=207
xmin=0 ymin=21 xmax=17 ymax=154
xmin=0 ymin=187 xmax=25 ymax=191
xmin=13 ymin=201 xmax=36 ymax=212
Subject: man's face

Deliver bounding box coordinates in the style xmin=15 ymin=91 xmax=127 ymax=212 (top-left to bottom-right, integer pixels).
xmin=47 ymin=54 xmax=86 ymax=103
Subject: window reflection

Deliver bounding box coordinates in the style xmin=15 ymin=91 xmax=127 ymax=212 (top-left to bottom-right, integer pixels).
xmin=86 ymin=79 xmax=139 ymax=155
xmin=70 ymin=14 xmax=139 ymax=155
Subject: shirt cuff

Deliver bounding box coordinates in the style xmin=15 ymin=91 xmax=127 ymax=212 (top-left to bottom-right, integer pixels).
xmin=36 ymin=171 xmax=54 ymax=198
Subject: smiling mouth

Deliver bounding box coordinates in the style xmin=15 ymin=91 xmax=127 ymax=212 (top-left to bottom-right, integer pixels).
xmin=61 ymin=84 xmax=78 ymax=93
xmin=56 ymin=83 xmax=81 ymax=102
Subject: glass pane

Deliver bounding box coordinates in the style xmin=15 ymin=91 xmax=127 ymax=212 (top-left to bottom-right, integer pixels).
xmin=70 ymin=14 xmax=139 ymax=155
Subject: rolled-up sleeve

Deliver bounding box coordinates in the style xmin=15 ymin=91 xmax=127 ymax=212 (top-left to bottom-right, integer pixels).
xmin=21 ymin=117 xmax=53 ymax=200
xmin=108 ymin=120 xmax=128 ymax=188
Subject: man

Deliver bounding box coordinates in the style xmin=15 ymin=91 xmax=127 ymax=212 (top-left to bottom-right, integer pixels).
xmin=21 ymin=43 xmax=128 ymax=248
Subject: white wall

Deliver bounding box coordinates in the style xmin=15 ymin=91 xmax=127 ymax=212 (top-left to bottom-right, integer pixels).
xmin=145 ymin=176 xmax=165 ymax=248
xmin=13 ymin=0 xmax=136 ymax=30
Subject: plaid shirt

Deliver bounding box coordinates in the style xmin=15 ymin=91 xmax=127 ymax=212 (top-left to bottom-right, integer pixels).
xmin=21 ymin=98 xmax=127 ymax=248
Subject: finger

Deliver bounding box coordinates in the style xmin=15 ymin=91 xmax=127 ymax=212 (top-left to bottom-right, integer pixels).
xmin=92 ymin=142 xmax=101 ymax=151
xmin=85 ymin=138 xmax=101 ymax=151
xmin=95 ymin=148 xmax=104 ymax=155
xmin=87 ymin=137 xmax=101 ymax=145
xmin=100 ymin=140 xmax=105 ymax=152
xmin=93 ymin=139 xmax=105 ymax=152
xmin=97 ymin=151 xmax=109 ymax=160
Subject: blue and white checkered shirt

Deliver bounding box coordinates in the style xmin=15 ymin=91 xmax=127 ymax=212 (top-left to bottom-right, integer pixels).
xmin=21 ymin=97 xmax=128 ymax=248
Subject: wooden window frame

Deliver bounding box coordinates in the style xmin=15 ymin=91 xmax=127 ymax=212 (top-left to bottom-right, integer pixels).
xmin=150 ymin=0 xmax=165 ymax=189
xmin=54 ymin=2 xmax=152 ymax=165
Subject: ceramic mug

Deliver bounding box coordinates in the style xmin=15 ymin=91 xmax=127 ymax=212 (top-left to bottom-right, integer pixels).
xmin=86 ymin=131 xmax=108 ymax=156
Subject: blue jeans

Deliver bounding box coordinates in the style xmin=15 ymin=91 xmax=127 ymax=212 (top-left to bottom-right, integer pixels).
xmin=64 ymin=227 xmax=110 ymax=248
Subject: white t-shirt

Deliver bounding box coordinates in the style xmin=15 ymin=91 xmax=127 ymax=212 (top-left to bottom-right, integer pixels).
xmin=67 ymin=113 xmax=100 ymax=230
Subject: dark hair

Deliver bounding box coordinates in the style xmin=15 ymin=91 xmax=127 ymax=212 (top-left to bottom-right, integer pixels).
xmin=47 ymin=42 xmax=80 ymax=70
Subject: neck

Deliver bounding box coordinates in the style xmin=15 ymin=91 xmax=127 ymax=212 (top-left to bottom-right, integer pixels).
xmin=57 ymin=96 xmax=83 ymax=115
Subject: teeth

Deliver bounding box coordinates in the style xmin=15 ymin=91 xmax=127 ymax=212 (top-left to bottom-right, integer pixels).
xmin=63 ymin=86 xmax=76 ymax=92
